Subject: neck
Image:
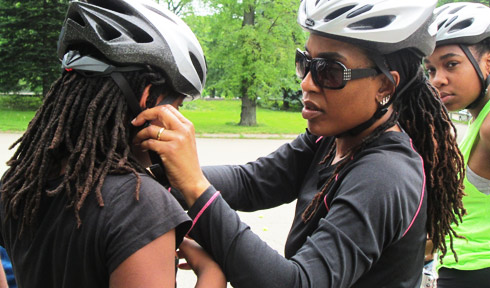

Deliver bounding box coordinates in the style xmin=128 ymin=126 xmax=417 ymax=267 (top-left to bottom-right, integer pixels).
xmin=334 ymin=107 xmax=399 ymax=163
xmin=468 ymin=92 xmax=490 ymax=120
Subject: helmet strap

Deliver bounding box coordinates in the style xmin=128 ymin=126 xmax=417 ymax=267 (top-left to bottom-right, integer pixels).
xmin=460 ymin=45 xmax=487 ymax=110
xmin=336 ymin=69 xmax=417 ymax=138
xmin=372 ymin=54 xmax=395 ymax=84
xmin=110 ymin=72 xmax=142 ymax=117
xmin=110 ymin=72 xmax=170 ymax=187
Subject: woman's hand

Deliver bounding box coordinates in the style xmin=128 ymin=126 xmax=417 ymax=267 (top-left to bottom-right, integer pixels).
xmin=132 ymin=105 xmax=210 ymax=207
xmin=178 ymin=238 xmax=227 ymax=288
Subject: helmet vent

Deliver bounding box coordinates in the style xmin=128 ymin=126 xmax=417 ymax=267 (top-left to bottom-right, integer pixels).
xmin=324 ymin=5 xmax=356 ymax=22
xmin=444 ymin=15 xmax=458 ymax=28
xmin=437 ymin=20 xmax=447 ymax=30
xmin=189 ymin=52 xmax=204 ymax=83
xmin=88 ymin=0 xmax=134 ymax=16
xmin=449 ymin=19 xmax=474 ymax=33
xmin=448 ymin=5 xmax=465 ymax=15
xmin=347 ymin=16 xmax=395 ymax=30
xmin=435 ymin=5 xmax=450 ymax=16
xmin=68 ymin=11 xmax=86 ymax=27
xmin=95 ymin=21 xmax=122 ymax=41
xmin=347 ymin=5 xmax=373 ymax=18
xmin=142 ymin=4 xmax=178 ymax=25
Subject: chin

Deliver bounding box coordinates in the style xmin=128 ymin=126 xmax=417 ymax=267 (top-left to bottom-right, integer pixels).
xmin=307 ymin=123 xmax=335 ymax=137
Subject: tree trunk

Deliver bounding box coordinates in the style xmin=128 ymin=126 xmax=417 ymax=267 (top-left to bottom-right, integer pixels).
xmin=282 ymin=89 xmax=290 ymax=111
xmin=238 ymin=4 xmax=257 ymax=126
xmin=239 ymin=83 xmax=257 ymax=126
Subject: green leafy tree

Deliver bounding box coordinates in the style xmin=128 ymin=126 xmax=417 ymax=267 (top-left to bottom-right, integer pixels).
xmin=437 ymin=0 xmax=489 ymax=6
xmin=0 ymin=0 xmax=68 ymax=96
xmin=187 ymin=0 xmax=306 ymax=126
xmin=156 ymin=0 xmax=194 ymax=16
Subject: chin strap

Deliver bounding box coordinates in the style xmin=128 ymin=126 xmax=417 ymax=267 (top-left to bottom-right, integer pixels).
xmin=460 ymin=45 xmax=489 ymax=110
xmin=111 ymin=72 xmax=170 ymax=187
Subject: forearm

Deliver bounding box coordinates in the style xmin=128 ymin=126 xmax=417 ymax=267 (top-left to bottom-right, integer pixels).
xmin=194 ymin=265 xmax=227 ymax=288
xmin=187 ymin=187 xmax=303 ymax=288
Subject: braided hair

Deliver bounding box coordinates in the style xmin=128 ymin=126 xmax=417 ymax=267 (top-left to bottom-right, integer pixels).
xmin=1 ymin=66 xmax=167 ymax=234
xmin=302 ymin=49 xmax=466 ymax=262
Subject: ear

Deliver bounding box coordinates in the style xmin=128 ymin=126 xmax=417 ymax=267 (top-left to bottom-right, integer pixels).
xmin=484 ymin=51 xmax=490 ymax=77
xmin=139 ymin=84 xmax=152 ymax=109
xmin=376 ymin=71 xmax=400 ymax=103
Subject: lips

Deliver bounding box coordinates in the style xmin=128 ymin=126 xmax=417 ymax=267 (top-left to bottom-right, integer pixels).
xmin=302 ymin=99 xmax=321 ymax=111
xmin=301 ymin=99 xmax=324 ymax=120
xmin=438 ymin=91 xmax=454 ymax=103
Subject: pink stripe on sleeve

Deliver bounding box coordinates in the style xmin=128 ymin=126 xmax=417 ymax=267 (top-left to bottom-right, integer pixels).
xmin=186 ymin=191 xmax=221 ymax=236
xmin=402 ymin=139 xmax=426 ymax=237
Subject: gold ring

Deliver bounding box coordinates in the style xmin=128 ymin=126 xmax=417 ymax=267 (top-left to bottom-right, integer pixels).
xmin=156 ymin=127 xmax=165 ymax=141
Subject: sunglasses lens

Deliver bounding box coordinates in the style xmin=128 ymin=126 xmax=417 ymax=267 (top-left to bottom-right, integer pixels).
xmin=295 ymin=51 xmax=307 ymax=79
xmin=315 ymin=61 xmax=343 ymax=88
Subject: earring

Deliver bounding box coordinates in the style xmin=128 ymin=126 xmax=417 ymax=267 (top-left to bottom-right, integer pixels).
xmin=380 ymin=95 xmax=391 ymax=106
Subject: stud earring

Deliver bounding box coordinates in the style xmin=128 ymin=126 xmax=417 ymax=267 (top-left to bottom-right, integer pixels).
xmin=380 ymin=95 xmax=391 ymax=106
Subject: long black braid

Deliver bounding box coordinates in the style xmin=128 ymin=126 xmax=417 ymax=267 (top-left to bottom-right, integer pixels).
xmin=302 ymin=49 xmax=466 ymax=263
xmin=1 ymin=66 xmax=168 ymax=234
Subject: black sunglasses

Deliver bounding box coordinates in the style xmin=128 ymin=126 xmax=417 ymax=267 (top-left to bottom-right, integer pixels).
xmin=295 ymin=48 xmax=380 ymax=90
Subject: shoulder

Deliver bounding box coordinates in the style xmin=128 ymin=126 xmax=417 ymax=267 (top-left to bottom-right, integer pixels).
xmin=101 ymin=173 xmax=187 ymax=221
xmin=102 ymin=173 xmax=167 ymax=201
xmin=480 ymin=110 xmax=490 ymax=149
xmin=349 ymin=132 xmax=423 ymax=181
xmin=336 ymin=132 xmax=425 ymax=210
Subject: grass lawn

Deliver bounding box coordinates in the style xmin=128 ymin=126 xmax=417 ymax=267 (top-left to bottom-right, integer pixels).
xmin=181 ymin=99 xmax=306 ymax=136
xmin=0 ymin=98 xmax=307 ymax=136
xmin=0 ymin=109 xmax=36 ymax=132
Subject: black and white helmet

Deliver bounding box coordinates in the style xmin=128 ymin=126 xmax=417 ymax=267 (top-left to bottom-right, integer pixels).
xmin=434 ymin=2 xmax=490 ymax=46
xmin=57 ymin=0 xmax=206 ymax=99
xmin=297 ymin=0 xmax=438 ymax=57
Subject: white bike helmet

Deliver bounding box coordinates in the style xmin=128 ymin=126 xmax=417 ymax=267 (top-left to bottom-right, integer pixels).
xmin=297 ymin=0 xmax=437 ymax=57
xmin=57 ymin=0 xmax=206 ymax=99
xmin=434 ymin=3 xmax=490 ymax=46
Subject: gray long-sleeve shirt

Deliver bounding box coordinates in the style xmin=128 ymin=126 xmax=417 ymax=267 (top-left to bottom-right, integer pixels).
xmin=187 ymin=131 xmax=427 ymax=288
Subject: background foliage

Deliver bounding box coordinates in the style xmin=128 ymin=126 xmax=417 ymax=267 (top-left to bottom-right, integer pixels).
xmin=0 ymin=0 xmax=68 ymax=96
xmin=0 ymin=0 xmax=488 ymax=125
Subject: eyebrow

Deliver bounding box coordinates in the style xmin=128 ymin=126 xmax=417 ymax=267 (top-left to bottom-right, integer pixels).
xmin=424 ymin=52 xmax=461 ymax=64
xmin=304 ymin=46 xmax=347 ymax=61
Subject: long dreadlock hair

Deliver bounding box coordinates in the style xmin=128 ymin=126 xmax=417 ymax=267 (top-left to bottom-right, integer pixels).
xmin=302 ymin=49 xmax=466 ymax=263
xmin=1 ymin=66 xmax=167 ymax=234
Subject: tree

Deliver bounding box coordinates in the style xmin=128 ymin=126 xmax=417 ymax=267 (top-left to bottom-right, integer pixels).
xmin=0 ymin=0 xmax=68 ymax=96
xmin=156 ymin=0 xmax=194 ymax=16
xmin=437 ymin=0 xmax=489 ymax=6
xmin=187 ymin=0 xmax=306 ymax=126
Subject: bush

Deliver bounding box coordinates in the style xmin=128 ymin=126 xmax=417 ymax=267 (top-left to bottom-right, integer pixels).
xmin=0 ymin=94 xmax=42 ymax=110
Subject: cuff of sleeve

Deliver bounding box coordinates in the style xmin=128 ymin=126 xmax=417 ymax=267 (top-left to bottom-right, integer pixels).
xmin=186 ymin=186 xmax=220 ymax=235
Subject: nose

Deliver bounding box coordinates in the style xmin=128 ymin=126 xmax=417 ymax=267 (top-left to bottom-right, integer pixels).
xmin=430 ymin=70 xmax=448 ymax=89
xmin=300 ymin=71 xmax=321 ymax=94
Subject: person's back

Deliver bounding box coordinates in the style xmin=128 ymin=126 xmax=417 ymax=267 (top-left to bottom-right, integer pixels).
xmin=0 ymin=173 xmax=186 ymax=287
xmin=424 ymin=3 xmax=490 ymax=287
xmin=0 ymin=0 xmax=219 ymax=287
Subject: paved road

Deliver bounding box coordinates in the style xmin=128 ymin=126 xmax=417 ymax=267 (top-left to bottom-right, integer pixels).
xmin=0 ymin=121 xmax=468 ymax=287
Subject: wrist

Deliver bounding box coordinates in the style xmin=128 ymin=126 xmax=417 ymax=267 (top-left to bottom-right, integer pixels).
xmin=183 ymin=179 xmax=211 ymax=207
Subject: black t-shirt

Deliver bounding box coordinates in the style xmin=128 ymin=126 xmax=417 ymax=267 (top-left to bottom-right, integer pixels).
xmin=0 ymin=173 xmax=190 ymax=288
xmin=190 ymin=131 xmax=427 ymax=288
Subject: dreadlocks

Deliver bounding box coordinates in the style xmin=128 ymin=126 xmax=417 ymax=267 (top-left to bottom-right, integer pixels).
xmin=302 ymin=49 xmax=466 ymax=263
xmin=1 ymin=66 xmax=167 ymax=234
